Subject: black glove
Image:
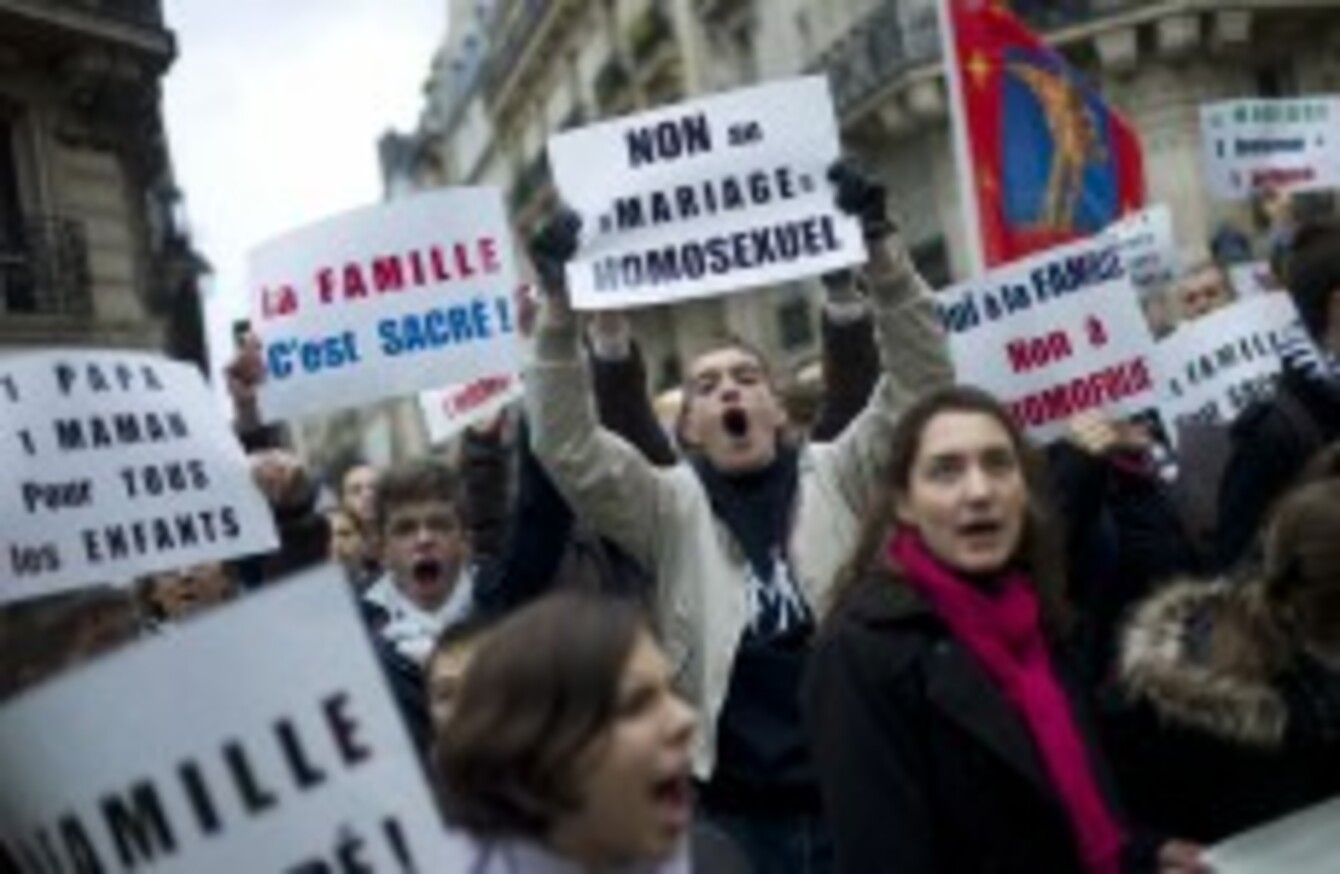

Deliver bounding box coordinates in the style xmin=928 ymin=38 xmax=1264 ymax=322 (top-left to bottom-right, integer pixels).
xmin=529 ymin=207 xmax=582 ymax=292
xmin=829 ymin=158 xmax=894 ymax=241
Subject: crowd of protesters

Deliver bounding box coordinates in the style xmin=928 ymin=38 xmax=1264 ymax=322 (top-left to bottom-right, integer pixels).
xmin=2 ymin=156 xmax=1339 ymax=874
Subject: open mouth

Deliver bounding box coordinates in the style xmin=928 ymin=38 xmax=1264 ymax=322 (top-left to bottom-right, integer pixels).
xmin=722 ymin=408 xmax=750 ymax=440
xmin=958 ymin=520 xmax=1004 ymax=539
xmin=412 ymin=558 xmax=442 ymax=586
xmin=649 ymin=773 xmax=692 ymax=826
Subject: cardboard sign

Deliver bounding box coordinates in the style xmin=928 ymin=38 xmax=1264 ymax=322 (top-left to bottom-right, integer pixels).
xmin=1201 ymin=97 xmax=1340 ymax=200
xmin=1107 ymin=205 xmax=1177 ymax=297
xmin=1229 ymin=260 xmax=1285 ymax=299
xmin=548 ymin=76 xmax=865 ymax=309
xmin=936 ymin=236 xmax=1159 ymax=442
xmin=418 ymin=372 xmax=523 ymax=445
xmin=1206 ymin=796 xmax=1340 ymax=873
xmin=0 ymin=351 xmax=277 ymax=605
xmin=0 ymin=568 xmax=471 ymax=872
xmin=1153 ymin=294 xmax=1301 ymax=429
xmin=248 ymin=188 xmax=522 ymax=421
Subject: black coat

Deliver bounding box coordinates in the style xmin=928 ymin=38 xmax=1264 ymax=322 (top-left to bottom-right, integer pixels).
xmin=803 ymin=574 xmax=1157 ymax=874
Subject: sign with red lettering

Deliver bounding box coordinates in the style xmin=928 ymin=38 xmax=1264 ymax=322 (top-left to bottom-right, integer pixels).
xmin=0 ymin=568 xmax=472 ymax=871
xmin=935 ymin=235 xmax=1159 ymax=442
xmin=0 ymin=351 xmax=278 ymax=605
xmin=1201 ymin=97 xmax=1340 ymax=200
xmin=247 ymin=188 xmax=522 ymax=421
xmin=417 ymin=372 xmax=524 ymax=445
xmin=547 ymin=76 xmax=865 ymax=309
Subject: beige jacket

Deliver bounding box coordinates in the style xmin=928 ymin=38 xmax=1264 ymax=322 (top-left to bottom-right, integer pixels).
xmin=525 ymin=253 xmax=953 ymax=778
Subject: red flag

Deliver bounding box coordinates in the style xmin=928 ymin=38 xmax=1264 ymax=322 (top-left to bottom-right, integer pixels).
xmin=945 ymin=0 xmax=1146 ymax=267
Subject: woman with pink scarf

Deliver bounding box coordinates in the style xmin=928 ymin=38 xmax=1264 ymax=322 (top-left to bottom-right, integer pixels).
xmin=803 ymin=386 xmax=1205 ymax=874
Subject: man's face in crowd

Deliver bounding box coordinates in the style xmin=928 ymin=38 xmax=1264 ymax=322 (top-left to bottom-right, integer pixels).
xmin=1174 ymin=265 xmax=1233 ymax=322
xmin=680 ymin=345 xmax=786 ymax=475
xmin=327 ymin=509 xmax=365 ymax=567
xmin=381 ymin=499 xmax=467 ymax=612
xmin=341 ymin=464 xmax=378 ymax=528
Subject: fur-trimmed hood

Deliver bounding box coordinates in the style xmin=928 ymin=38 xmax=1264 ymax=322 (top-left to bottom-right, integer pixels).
xmin=1119 ymin=580 xmax=1292 ymax=748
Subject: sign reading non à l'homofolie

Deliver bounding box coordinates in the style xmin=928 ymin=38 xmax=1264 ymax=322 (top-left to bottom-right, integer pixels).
xmin=247 ymin=187 xmax=523 ymax=422
xmin=0 ymin=350 xmax=277 ymax=605
xmin=935 ymin=234 xmax=1160 ymax=443
xmin=548 ymin=75 xmax=866 ymax=310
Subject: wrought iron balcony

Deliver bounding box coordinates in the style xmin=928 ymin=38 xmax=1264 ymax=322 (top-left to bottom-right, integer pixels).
xmin=813 ymin=0 xmax=1140 ymax=118
xmin=0 ymin=216 xmax=93 ymax=317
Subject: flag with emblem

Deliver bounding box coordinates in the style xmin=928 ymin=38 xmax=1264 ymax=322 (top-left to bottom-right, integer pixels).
xmin=941 ymin=0 xmax=1146 ymax=268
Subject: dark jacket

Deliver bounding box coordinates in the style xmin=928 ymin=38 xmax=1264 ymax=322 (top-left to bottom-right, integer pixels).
xmin=803 ymin=572 xmax=1157 ymax=874
xmin=1214 ymin=364 xmax=1340 ymax=570
xmin=1103 ymin=580 xmax=1340 ymax=842
xmin=811 ymin=307 xmax=879 ymax=442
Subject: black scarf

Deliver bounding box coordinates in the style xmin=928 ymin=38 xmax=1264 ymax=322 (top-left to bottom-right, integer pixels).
xmin=692 ymin=445 xmax=800 ymax=581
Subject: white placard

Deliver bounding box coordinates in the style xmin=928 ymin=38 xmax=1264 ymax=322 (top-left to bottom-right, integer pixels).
xmin=418 ymin=372 xmax=524 ymax=445
xmin=1205 ymin=797 xmax=1340 ymax=873
xmin=0 ymin=351 xmax=277 ymax=605
xmin=248 ymin=188 xmax=522 ymax=421
xmin=548 ymin=76 xmax=865 ymax=309
xmin=1229 ymin=260 xmax=1285 ymax=299
xmin=0 ymin=568 xmax=471 ymax=872
xmin=1200 ymin=97 xmax=1340 ymax=200
xmin=936 ymin=236 xmax=1159 ymax=443
xmin=1152 ymin=294 xmax=1301 ymax=428
xmin=1107 ymin=205 xmax=1177 ymax=297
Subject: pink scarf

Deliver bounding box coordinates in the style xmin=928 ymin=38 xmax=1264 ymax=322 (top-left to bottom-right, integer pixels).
xmin=888 ymin=529 xmax=1124 ymax=874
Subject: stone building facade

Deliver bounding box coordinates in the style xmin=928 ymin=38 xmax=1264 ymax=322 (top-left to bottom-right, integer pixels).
xmin=0 ymin=0 xmax=204 ymax=364
xmin=375 ymin=0 xmax=1340 ymax=447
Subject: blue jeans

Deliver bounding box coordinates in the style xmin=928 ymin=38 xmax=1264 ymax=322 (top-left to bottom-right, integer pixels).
xmin=703 ymin=807 xmax=834 ymax=874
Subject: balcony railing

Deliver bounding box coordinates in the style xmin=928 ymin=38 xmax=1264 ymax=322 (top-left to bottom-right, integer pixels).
xmin=813 ymin=0 xmax=1141 ymax=118
xmin=0 ymin=216 xmax=93 ymax=317
xmin=3 ymin=0 xmax=166 ymax=32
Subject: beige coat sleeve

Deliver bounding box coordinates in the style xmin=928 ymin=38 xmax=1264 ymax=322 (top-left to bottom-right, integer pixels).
xmin=523 ymin=318 xmax=676 ymax=570
xmin=814 ymin=242 xmax=956 ymax=517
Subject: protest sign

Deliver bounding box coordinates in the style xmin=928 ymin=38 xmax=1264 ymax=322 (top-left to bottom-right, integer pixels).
xmin=418 ymin=371 xmax=523 ymax=445
xmin=936 ymin=235 xmax=1159 ymax=442
xmin=0 ymin=350 xmax=277 ymax=605
xmin=1229 ymin=260 xmax=1285 ymax=299
xmin=548 ymin=76 xmax=865 ymax=309
xmin=1107 ymin=205 xmax=1177 ymax=298
xmin=248 ymin=187 xmax=521 ymax=421
xmin=1201 ymin=97 xmax=1340 ymax=200
xmin=1152 ymin=294 xmax=1300 ymax=430
xmin=0 ymin=567 xmax=471 ymax=872
xmin=1205 ymin=796 xmax=1340 ymax=873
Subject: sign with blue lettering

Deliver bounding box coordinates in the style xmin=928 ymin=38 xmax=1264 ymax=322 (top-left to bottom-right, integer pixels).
xmin=0 ymin=568 xmax=472 ymax=871
xmin=247 ymin=188 xmax=522 ymax=421
xmin=547 ymin=76 xmax=865 ymax=309
xmin=0 ymin=350 xmax=277 ymax=605
xmin=1152 ymin=293 xmax=1301 ymax=437
xmin=1201 ymin=97 xmax=1340 ymax=200
xmin=935 ymin=234 xmax=1159 ymax=442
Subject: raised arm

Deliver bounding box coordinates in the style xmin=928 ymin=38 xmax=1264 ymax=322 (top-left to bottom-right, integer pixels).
xmin=810 ymin=269 xmax=879 ymax=442
xmin=523 ymin=209 xmax=677 ymax=569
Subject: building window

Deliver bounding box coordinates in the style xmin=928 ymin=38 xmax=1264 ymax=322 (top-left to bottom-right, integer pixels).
xmin=777 ymin=290 xmax=815 ymax=352
xmin=1255 ymin=63 xmax=1298 ymax=98
xmin=0 ymin=110 xmax=31 ymax=312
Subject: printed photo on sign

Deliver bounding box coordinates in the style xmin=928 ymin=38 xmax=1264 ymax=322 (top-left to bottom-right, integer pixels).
xmin=0 ymin=351 xmax=277 ymax=606
xmin=935 ymin=235 xmax=1160 ymax=443
xmin=1200 ymin=97 xmax=1340 ymax=200
xmin=1152 ymin=294 xmax=1302 ymax=435
xmin=0 ymin=567 xmax=471 ymax=872
xmin=248 ymin=187 xmax=521 ymax=422
xmin=547 ymin=76 xmax=865 ymax=309
xmin=418 ymin=371 xmax=524 ymax=445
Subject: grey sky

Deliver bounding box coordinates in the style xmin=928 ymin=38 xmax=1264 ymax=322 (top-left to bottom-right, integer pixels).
xmin=160 ymin=0 xmax=445 ymax=382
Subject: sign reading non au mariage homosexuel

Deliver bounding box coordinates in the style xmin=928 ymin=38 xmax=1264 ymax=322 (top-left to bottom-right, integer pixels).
xmin=0 ymin=350 xmax=277 ymax=605
xmin=0 ymin=568 xmax=472 ymax=872
xmin=548 ymin=76 xmax=866 ymax=310
xmin=248 ymin=188 xmax=522 ymax=422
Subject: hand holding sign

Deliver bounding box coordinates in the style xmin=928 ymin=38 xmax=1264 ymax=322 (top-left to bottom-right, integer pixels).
xmin=829 ymin=158 xmax=894 ymax=242
xmin=529 ymin=206 xmax=583 ymax=325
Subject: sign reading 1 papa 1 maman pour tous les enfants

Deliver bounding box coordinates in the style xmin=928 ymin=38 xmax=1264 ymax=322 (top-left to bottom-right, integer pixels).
xmin=247 ymin=187 xmax=523 ymax=422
